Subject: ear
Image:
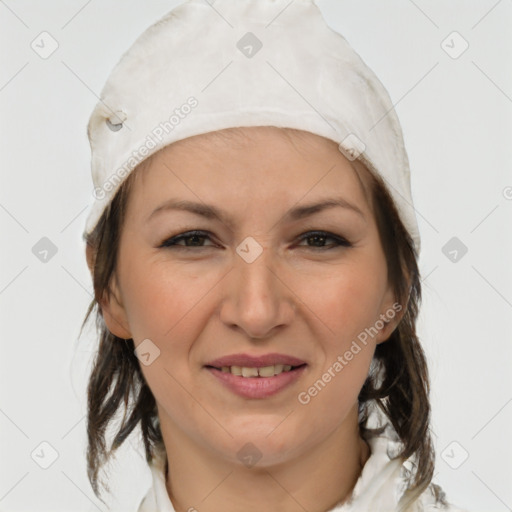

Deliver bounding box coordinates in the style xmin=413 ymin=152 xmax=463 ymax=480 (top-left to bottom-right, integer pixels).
xmin=86 ymin=243 xmax=132 ymax=339
xmin=86 ymin=242 xmax=95 ymax=275
xmin=375 ymin=282 xmax=406 ymax=345
xmin=100 ymin=273 xmax=132 ymax=339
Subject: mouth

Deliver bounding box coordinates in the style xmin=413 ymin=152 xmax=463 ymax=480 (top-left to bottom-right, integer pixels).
xmin=204 ymin=353 xmax=308 ymax=399
xmin=205 ymin=363 xmax=306 ymax=377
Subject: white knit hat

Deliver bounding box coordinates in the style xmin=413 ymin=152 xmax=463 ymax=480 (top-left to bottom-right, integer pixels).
xmin=84 ymin=0 xmax=421 ymax=254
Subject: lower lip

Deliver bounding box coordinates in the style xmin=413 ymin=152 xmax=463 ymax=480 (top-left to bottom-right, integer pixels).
xmin=205 ymin=365 xmax=307 ymax=399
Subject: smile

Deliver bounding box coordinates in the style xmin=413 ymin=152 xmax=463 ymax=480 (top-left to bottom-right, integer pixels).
xmin=205 ymin=364 xmax=307 ymax=399
xmin=214 ymin=364 xmax=297 ymax=377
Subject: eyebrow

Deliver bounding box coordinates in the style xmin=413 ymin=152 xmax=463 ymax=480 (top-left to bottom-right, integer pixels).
xmin=147 ymin=197 xmax=366 ymax=228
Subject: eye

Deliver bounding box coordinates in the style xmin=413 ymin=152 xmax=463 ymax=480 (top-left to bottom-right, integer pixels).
xmin=296 ymin=231 xmax=352 ymax=250
xmin=159 ymin=230 xmax=216 ymax=249
xmin=159 ymin=230 xmax=352 ymax=251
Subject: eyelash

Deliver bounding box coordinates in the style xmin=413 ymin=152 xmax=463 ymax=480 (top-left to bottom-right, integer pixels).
xmin=159 ymin=230 xmax=352 ymax=251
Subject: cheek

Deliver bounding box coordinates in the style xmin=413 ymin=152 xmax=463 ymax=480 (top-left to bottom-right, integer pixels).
xmin=119 ymin=256 xmax=212 ymax=341
xmin=288 ymin=261 xmax=386 ymax=428
xmin=299 ymin=259 xmax=388 ymax=345
xmin=119 ymin=261 xmax=214 ymax=425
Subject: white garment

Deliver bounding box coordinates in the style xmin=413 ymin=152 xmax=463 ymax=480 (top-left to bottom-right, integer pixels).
xmin=136 ymin=426 xmax=466 ymax=512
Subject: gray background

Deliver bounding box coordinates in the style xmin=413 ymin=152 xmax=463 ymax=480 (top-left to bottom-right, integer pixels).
xmin=1 ymin=1 xmax=511 ymax=511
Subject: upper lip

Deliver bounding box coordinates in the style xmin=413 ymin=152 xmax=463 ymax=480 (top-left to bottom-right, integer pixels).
xmin=205 ymin=353 xmax=307 ymax=368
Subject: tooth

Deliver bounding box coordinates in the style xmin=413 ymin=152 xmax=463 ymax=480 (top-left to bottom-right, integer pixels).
xmin=231 ymin=366 xmax=242 ymax=376
xmin=225 ymin=364 xmax=295 ymax=377
xmin=274 ymin=364 xmax=284 ymax=374
xmin=258 ymin=365 xmax=275 ymax=377
xmin=242 ymin=367 xmax=259 ymax=377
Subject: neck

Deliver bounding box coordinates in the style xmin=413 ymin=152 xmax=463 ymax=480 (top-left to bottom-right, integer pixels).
xmin=160 ymin=405 xmax=370 ymax=512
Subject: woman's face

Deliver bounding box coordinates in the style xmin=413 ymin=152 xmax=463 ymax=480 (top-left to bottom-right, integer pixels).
xmin=102 ymin=127 xmax=400 ymax=467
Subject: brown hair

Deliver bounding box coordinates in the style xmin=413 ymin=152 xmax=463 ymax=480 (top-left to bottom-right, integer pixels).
xmin=81 ymin=129 xmax=445 ymax=510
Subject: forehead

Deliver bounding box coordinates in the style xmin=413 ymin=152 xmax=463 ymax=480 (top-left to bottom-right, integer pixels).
xmin=128 ymin=127 xmax=374 ymax=215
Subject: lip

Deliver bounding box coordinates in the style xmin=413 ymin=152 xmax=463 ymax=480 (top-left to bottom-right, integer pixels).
xmin=206 ymin=366 xmax=307 ymax=399
xmin=204 ymin=353 xmax=308 ymax=399
xmin=205 ymin=352 xmax=306 ymax=368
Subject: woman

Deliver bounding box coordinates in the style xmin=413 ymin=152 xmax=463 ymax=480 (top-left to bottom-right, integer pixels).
xmin=82 ymin=1 xmax=465 ymax=510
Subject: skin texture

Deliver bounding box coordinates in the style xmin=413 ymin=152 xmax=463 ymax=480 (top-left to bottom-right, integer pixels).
xmin=95 ymin=127 xmax=404 ymax=512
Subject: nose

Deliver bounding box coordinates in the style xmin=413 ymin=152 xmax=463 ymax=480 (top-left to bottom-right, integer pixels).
xmin=219 ymin=246 xmax=295 ymax=340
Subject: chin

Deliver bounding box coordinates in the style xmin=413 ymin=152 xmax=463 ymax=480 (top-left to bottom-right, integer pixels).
xmin=216 ymin=424 xmax=309 ymax=467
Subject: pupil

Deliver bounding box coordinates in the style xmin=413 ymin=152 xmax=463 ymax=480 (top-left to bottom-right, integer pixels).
xmin=188 ymin=235 xmax=203 ymax=246
xmin=309 ymin=235 xmax=324 ymax=246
